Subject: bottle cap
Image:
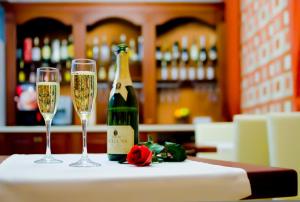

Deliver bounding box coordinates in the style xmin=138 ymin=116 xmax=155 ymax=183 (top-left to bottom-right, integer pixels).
xmin=116 ymin=43 xmax=128 ymax=54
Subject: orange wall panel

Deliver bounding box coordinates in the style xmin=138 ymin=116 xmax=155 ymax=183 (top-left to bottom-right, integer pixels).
xmin=240 ymin=0 xmax=293 ymax=113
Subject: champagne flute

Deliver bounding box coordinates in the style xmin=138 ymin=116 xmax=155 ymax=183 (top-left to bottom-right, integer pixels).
xmin=35 ymin=67 xmax=62 ymax=164
xmin=70 ymin=59 xmax=101 ymax=167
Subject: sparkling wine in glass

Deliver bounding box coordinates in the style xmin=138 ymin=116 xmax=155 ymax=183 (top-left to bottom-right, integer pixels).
xmin=69 ymin=59 xmax=101 ymax=167
xmin=35 ymin=67 xmax=62 ymax=164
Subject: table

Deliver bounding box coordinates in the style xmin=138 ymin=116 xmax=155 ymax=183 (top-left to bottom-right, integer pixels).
xmin=0 ymin=155 xmax=297 ymax=199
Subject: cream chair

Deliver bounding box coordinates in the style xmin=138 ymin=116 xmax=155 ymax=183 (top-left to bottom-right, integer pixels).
xmin=233 ymin=115 xmax=269 ymax=166
xmin=267 ymin=113 xmax=300 ymax=199
xmin=195 ymin=122 xmax=235 ymax=161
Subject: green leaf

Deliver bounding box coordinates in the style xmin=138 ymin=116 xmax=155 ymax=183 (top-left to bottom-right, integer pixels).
xmin=148 ymin=143 xmax=165 ymax=154
xmin=164 ymin=142 xmax=187 ymax=162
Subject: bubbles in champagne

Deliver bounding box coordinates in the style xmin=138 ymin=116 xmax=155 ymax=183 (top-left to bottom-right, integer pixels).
xmin=71 ymin=71 xmax=97 ymax=119
xmin=37 ymin=82 xmax=59 ymax=121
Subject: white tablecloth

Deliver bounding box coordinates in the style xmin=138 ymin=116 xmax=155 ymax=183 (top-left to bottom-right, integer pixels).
xmin=0 ymin=154 xmax=251 ymax=202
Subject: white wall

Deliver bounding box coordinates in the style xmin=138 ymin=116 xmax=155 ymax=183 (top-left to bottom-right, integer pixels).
xmin=0 ymin=6 xmax=5 ymax=126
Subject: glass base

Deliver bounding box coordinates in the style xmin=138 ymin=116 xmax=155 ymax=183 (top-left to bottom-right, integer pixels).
xmin=34 ymin=155 xmax=63 ymax=164
xmin=69 ymin=156 xmax=101 ymax=167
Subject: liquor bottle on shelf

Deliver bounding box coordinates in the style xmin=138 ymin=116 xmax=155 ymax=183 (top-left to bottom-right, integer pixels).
xmin=18 ymin=59 xmax=26 ymax=83
xmin=161 ymin=60 xmax=168 ymax=80
xmin=129 ymin=38 xmax=138 ymax=62
xmin=156 ymin=46 xmax=162 ymax=68
xmin=98 ymin=63 xmax=107 ymax=81
xmin=188 ymin=39 xmax=198 ymax=80
xmin=164 ymin=47 xmax=172 ymax=66
xmin=209 ymin=43 xmax=218 ymax=66
xmin=29 ymin=64 xmax=36 ymax=83
xmin=107 ymin=44 xmax=139 ymax=161
xmin=137 ymin=36 xmax=143 ymax=62
xmin=108 ymin=39 xmax=117 ymax=82
xmin=206 ymin=64 xmax=214 ymax=80
xmin=17 ymin=47 xmax=22 ymax=61
xmin=199 ymin=35 xmax=207 ymax=65
xmin=23 ymin=37 xmax=32 ymax=63
xmin=92 ymin=37 xmax=100 ymax=61
xmin=179 ymin=36 xmax=188 ymax=80
xmin=42 ymin=37 xmax=51 ymax=66
xmin=67 ymin=35 xmax=74 ymax=60
xmin=100 ymin=35 xmax=110 ymax=65
xmin=60 ymin=39 xmax=68 ymax=61
xmin=197 ymin=60 xmax=205 ymax=80
xmin=86 ymin=44 xmax=93 ymax=59
xmin=206 ymin=37 xmax=217 ymax=80
xmin=51 ymin=39 xmax=60 ymax=64
xmin=108 ymin=62 xmax=115 ymax=82
xmin=32 ymin=37 xmax=41 ymax=63
xmin=171 ymin=42 xmax=179 ymax=81
xmin=163 ymin=47 xmax=171 ymax=80
xmin=171 ymin=59 xmax=178 ymax=81
xmin=63 ymin=60 xmax=71 ymax=83
xmin=172 ymin=41 xmax=180 ymax=62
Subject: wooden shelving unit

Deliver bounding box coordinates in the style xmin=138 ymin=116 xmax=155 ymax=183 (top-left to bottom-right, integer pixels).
xmin=1 ymin=2 xmax=241 ymax=154
xmin=3 ymin=2 xmax=231 ymax=126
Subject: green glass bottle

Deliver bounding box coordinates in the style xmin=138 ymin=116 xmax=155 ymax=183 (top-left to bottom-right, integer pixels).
xmin=107 ymin=44 xmax=139 ymax=161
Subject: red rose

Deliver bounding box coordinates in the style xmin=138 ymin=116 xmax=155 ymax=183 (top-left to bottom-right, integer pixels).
xmin=127 ymin=145 xmax=152 ymax=167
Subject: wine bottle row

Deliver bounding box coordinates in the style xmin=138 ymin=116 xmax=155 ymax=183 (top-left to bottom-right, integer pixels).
xmin=157 ymin=35 xmax=218 ymax=81
xmin=86 ymin=34 xmax=143 ymax=82
xmin=17 ymin=35 xmax=74 ymax=84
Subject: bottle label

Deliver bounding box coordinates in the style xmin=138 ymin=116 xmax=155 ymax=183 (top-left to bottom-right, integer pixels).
xmin=107 ymin=125 xmax=134 ymax=154
xmin=109 ymin=79 xmax=132 ymax=101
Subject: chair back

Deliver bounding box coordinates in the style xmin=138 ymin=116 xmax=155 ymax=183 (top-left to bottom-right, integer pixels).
xmin=267 ymin=112 xmax=300 ymax=199
xmin=195 ymin=122 xmax=234 ymax=161
xmin=233 ymin=115 xmax=269 ymax=166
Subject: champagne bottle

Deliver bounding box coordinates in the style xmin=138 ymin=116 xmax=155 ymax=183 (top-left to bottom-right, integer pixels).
xmin=107 ymin=44 xmax=139 ymax=161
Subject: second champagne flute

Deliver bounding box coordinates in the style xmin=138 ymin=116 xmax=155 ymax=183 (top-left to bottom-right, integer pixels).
xmin=70 ymin=59 xmax=100 ymax=167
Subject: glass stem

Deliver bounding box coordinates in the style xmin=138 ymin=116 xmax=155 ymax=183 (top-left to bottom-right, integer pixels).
xmin=45 ymin=119 xmax=52 ymax=157
xmin=81 ymin=119 xmax=88 ymax=158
